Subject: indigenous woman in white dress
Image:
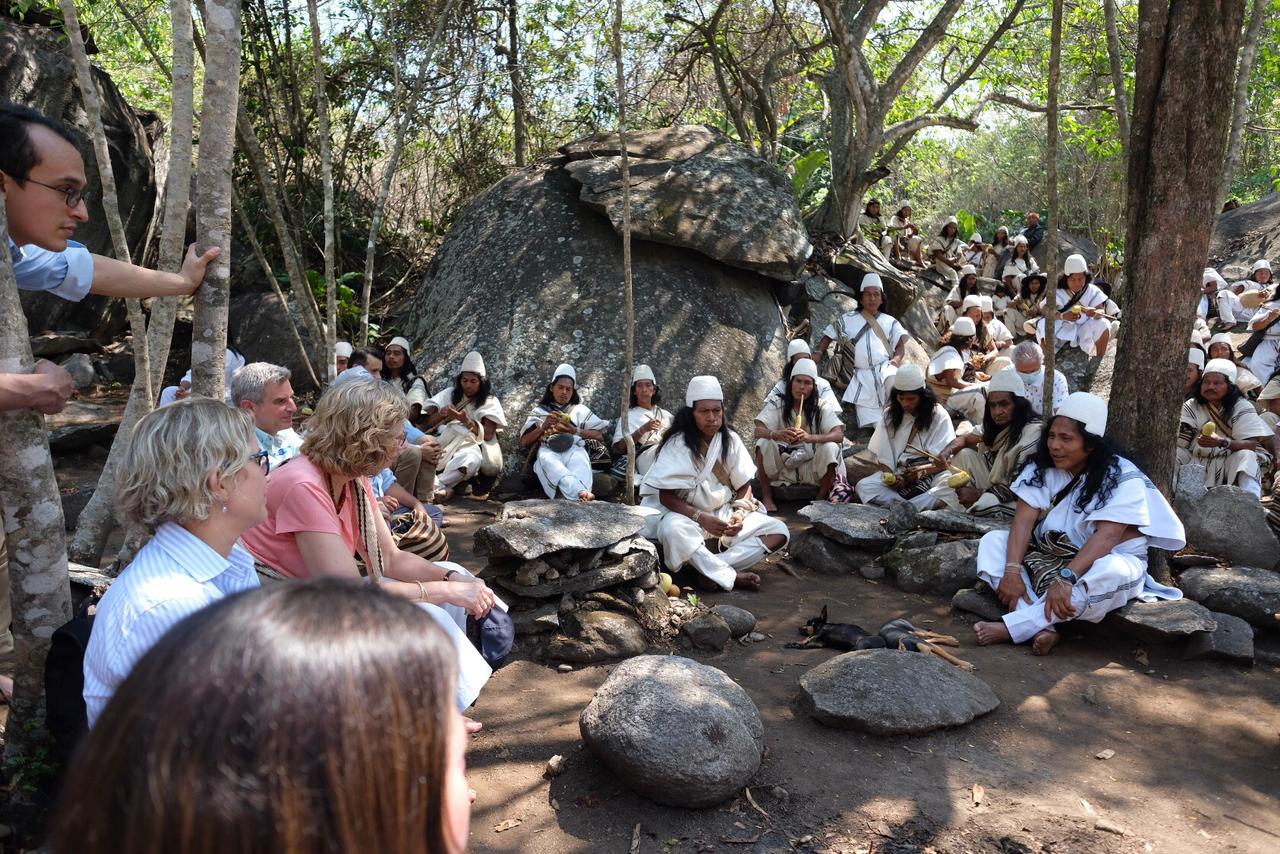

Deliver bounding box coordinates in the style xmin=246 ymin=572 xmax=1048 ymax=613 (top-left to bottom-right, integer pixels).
xmin=855 ymin=364 xmax=956 ymax=509
xmin=1176 ymin=359 xmax=1272 ymax=496
xmin=941 ymin=265 xmax=981 ymax=329
xmin=610 ymin=364 xmax=674 ymax=477
xmin=1004 ymin=270 xmax=1048 ymax=338
xmin=1036 ymin=254 xmax=1111 ymax=357
xmin=815 ymin=273 xmax=908 ymax=428
xmin=520 ymin=364 xmax=609 ymax=502
xmin=1232 ymin=258 xmax=1272 ymax=296
xmin=973 ymin=392 xmax=1186 ymax=655
xmin=929 ymin=216 xmax=966 ymax=288
xmin=1005 ymin=235 xmax=1039 ymax=279
xmin=1205 ymin=333 xmax=1261 ymax=394
xmin=754 ymin=358 xmax=846 ymax=510
xmin=420 ymin=351 xmax=508 ymax=500
xmin=640 ymin=376 xmax=789 ymax=591
xmin=984 ymin=226 xmax=1010 ymax=279
xmin=981 ymin=295 xmax=1014 ymax=353
xmin=929 ymin=316 xmax=987 ymax=426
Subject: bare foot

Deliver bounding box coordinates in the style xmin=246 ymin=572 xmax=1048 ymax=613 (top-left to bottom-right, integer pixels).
xmin=577 ymin=490 xmax=595 ymax=502
xmin=733 ymin=571 xmax=762 ymax=591
xmin=433 ymin=486 xmax=454 ymax=505
xmin=1031 ymin=628 xmax=1060 ymax=656
xmin=973 ymin=620 xmax=1012 ymax=645
xmin=762 ymin=499 xmax=779 ymax=513
xmin=0 ymin=674 xmax=11 ymax=704
xmin=463 ymin=715 xmax=483 ymax=734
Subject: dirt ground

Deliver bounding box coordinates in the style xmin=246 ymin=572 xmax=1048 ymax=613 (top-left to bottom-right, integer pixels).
xmin=439 ymin=497 xmax=1280 ymax=854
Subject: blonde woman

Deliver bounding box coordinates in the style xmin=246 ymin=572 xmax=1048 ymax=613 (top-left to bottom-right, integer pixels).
xmin=242 ymin=378 xmax=497 ymax=710
xmin=82 ymin=398 xmax=268 ymax=726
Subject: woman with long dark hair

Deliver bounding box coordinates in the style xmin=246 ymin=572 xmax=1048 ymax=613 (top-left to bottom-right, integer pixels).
xmin=519 ymin=364 xmax=609 ymax=501
xmin=984 ymin=225 xmax=1011 ymax=279
xmin=420 ymin=351 xmax=507 ymax=500
xmin=610 ymin=364 xmax=673 ymax=477
xmin=973 ymin=392 xmax=1186 ymax=655
xmin=1036 ymin=254 xmax=1111 ymax=357
xmin=382 ymin=336 xmax=431 ymax=422
xmin=941 ymin=265 xmax=982 ymax=329
xmin=1004 ymin=270 xmax=1048 ymax=337
xmin=1176 ymin=358 xmax=1272 ymax=495
xmin=640 ymin=376 xmax=788 ymax=591
xmin=929 ymin=215 xmax=966 ymax=288
xmin=1205 ymin=332 xmax=1262 ymax=393
xmin=928 ymin=316 xmax=987 ymax=425
xmin=855 ymin=364 xmax=955 ymax=508
xmin=753 ymin=358 xmax=846 ymax=510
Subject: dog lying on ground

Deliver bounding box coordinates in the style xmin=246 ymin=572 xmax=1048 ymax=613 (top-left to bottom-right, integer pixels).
xmin=788 ymin=607 xmax=975 ymax=671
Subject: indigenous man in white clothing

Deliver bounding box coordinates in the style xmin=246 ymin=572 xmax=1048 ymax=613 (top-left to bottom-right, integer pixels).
xmin=421 ymin=351 xmax=508 ymax=500
xmin=973 ymin=393 xmax=1186 ymax=655
xmin=754 ymin=359 xmax=845 ymax=510
xmin=640 ymin=376 xmax=788 ymax=591
xmin=1036 ymin=254 xmax=1111 ymax=357
xmin=929 ymin=216 xmax=966 ymax=288
xmin=814 ymin=273 xmax=907 ymax=428
xmin=928 ymin=316 xmax=987 ymax=426
xmin=611 ymin=364 xmax=674 ymax=477
xmin=775 ymin=338 xmax=842 ymax=415
xmin=520 ymin=364 xmax=609 ymax=501
xmin=1176 ymin=359 xmax=1272 ymax=496
xmin=855 ymin=364 xmax=956 ymax=509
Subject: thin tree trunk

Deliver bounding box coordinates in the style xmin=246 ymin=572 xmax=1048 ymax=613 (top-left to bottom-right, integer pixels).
xmin=1219 ymin=0 xmax=1267 ymax=204
xmin=1103 ymin=0 xmax=1131 ymax=168
xmin=613 ymin=0 xmax=635 ymax=501
xmin=1110 ymin=0 xmax=1245 ymax=498
xmin=306 ymin=0 xmax=338 ymax=379
xmin=1041 ymin=0 xmax=1063 ymax=419
xmin=191 ymin=0 xmax=242 ymax=400
xmin=506 ymin=0 xmax=528 ymax=167
xmin=0 ymin=199 xmax=73 ymax=765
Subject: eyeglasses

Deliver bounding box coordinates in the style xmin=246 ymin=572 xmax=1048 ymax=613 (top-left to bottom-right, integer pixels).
xmin=25 ymin=178 xmax=93 ymax=209
xmin=249 ymin=450 xmax=271 ymax=473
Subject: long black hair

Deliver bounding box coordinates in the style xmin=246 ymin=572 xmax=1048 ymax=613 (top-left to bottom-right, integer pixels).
xmin=886 ymin=384 xmax=938 ymax=432
xmin=538 ymin=375 xmax=580 ymax=408
xmin=959 ymin=275 xmax=980 ymax=297
xmin=982 ymin=393 xmax=1036 ymax=443
xmin=385 ymin=351 xmax=422 ymax=394
xmin=1021 ymin=273 xmax=1047 ymax=301
xmin=1193 ymin=372 xmax=1245 ymax=412
xmin=780 ymin=375 xmax=821 ymax=429
xmin=945 ymin=333 xmax=973 ymax=353
xmin=629 ymin=382 xmax=662 ymax=408
xmin=1024 ymin=417 xmax=1123 ymax=512
xmin=657 ymin=405 xmax=732 ymax=463
xmin=451 ymin=373 xmax=492 ymax=407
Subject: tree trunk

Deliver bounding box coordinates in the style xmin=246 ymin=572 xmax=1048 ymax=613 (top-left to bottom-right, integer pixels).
xmin=306 ymin=0 xmax=339 ymax=380
xmin=191 ymin=0 xmax=242 ymax=400
xmin=506 ymin=0 xmax=528 ymax=167
xmin=1109 ymin=0 xmax=1245 ymax=495
xmin=1219 ymin=0 xmax=1267 ymax=204
xmin=0 ymin=200 xmax=73 ymax=765
xmin=1042 ymin=0 xmax=1062 ymax=419
xmin=613 ymin=0 xmax=636 ymax=501
xmin=1103 ymin=0 xmax=1132 ymax=169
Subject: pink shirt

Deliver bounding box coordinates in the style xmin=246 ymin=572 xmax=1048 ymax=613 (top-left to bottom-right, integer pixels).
xmin=242 ymin=456 xmax=375 ymax=578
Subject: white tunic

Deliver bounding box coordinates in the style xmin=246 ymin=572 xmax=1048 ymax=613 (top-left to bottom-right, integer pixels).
xmin=1246 ymin=300 xmax=1280 ymax=382
xmin=822 ymin=310 xmax=909 ymax=415
xmin=855 ymin=404 xmax=956 ymax=508
xmin=1037 ymin=284 xmax=1111 ymax=355
xmin=424 ymin=387 xmax=509 ymax=480
xmin=522 ymin=403 xmax=610 ymax=499
xmin=611 ymin=404 xmax=674 ymax=474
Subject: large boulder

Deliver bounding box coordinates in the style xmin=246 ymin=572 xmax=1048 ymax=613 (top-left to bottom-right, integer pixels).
xmin=2 ymin=21 xmax=156 ymax=336
xmin=562 ymin=127 xmax=811 ymax=280
xmin=1173 ymin=476 xmax=1280 ymax=569
xmin=798 ymin=649 xmax=999 ymax=735
xmin=1183 ymin=611 xmax=1254 ymax=664
xmin=579 ymin=655 xmax=764 ymax=807
xmin=1178 ymin=565 xmax=1280 ymax=628
xmin=798 ymin=502 xmax=896 ymax=550
xmin=474 ymin=499 xmax=648 ymax=560
xmin=881 ymin=539 xmax=981 ymax=597
xmin=227 ymin=291 xmax=321 ymax=392
xmin=402 ymin=157 xmax=788 ymax=466
xmin=1209 ymin=191 xmax=1280 ymax=273
xmin=787 ymin=528 xmax=881 ymax=575
xmin=1030 ymin=229 xmax=1100 ymax=270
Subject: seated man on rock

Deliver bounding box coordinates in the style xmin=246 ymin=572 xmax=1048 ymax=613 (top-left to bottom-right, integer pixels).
xmin=232 ymin=362 xmax=302 ymax=471
xmin=776 ymin=338 xmax=842 ymax=415
xmin=936 ymin=368 xmax=1041 ymax=518
xmin=973 ymin=392 xmax=1185 ymax=655
xmin=639 ymin=376 xmax=788 ymax=591
xmin=855 ymin=364 xmax=955 ymax=509
xmin=1011 ymin=340 xmax=1068 ymax=418
xmin=753 ymin=358 xmax=845 ymax=510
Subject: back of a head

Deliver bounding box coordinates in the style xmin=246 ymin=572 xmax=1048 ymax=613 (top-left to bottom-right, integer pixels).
xmin=0 ymin=103 xmax=80 ymax=181
xmin=53 ymin=580 xmax=459 ymax=854
xmin=302 ymin=378 xmax=409 ymax=477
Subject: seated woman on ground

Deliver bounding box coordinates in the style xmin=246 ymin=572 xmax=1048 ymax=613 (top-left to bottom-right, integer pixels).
xmin=754 ymin=358 xmax=846 ymax=510
xmin=640 ymin=376 xmax=789 ymax=592
xmin=1003 ymin=270 xmax=1042 ymax=338
xmin=941 ymin=265 xmax=981 ymax=329
xmin=930 ymin=317 xmax=988 ymax=427
xmin=1186 ymin=347 xmax=1204 ymax=400
xmin=241 ymin=377 xmax=496 ymax=710
xmin=855 ymin=364 xmax=955 ymax=509
xmin=1176 ymin=359 xmax=1273 ymax=497
xmin=54 ymin=582 xmax=472 ymax=854
xmin=973 ymin=392 xmax=1186 ymax=655
xmin=1205 ymin=332 xmax=1262 ymax=395
xmin=984 ymin=226 xmax=1011 ymax=279
xmin=1232 ymin=258 xmax=1273 ymax=300
xmin=1037 ymin=254 xmax=1111 ymax=357
xmin=420 ymin=351 xmax=507 ymax=501
xmin=929 ymin=216 xmax=966 ymax=288
xmin=382 ymin=335 xmax=431 ymax=423
xmin=611 ymin=364 xmax=673 ymax=478
xmin=1005 ymin=234 xmax=1039 ymax=280
xmin=81 ymin=398 xmax=266 ymax=727
xmin=520 ymin=364 xmax=609 ymax=502
xmin=887 ymin=202 xmax=924 ymax=266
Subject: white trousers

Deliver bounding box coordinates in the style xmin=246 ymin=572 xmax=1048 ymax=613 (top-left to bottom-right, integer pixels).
xmin=415 ymin=562 xmax=495 ymax=710
xmin=533 ymin=445 xmax=592 ymax=499
xmin=855 ymin=471 xmax=946 ymax=509
xmin=657 ymin=510 xmax=789 ymax=590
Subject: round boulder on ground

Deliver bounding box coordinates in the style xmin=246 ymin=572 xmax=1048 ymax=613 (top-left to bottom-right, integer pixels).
xmin=799 ymin=648 xmax=999 ymax=736
xmin=711 ymin=604 xmax=757 ymax=638
xmin=579 ymin=655 xmax=764 ymax=808
xmin=1178 ymin=565 xmax=1280 ymax=628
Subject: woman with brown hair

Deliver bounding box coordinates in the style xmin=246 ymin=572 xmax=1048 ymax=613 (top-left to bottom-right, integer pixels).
xmin=54 ymin=581 xmax=472 ymax=854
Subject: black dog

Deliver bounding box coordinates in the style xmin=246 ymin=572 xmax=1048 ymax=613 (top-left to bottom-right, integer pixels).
xmin=786 ymin=606 xmax=887 ymax=651
xmin=877 ymin=618 xmax=974 ymax=671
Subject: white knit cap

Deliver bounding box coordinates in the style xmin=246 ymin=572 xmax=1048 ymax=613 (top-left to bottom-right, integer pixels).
xmin=945 ymin=215 xmax=958 ymax=225
xmin=1259 ymin=377 xmax=1280 ymax=401
xmin=461 ymin=351 xmax=487 ymax=378
xmin=960 ymin=264 xmax=977 ymax=277
xmin=632 ymin=363 xmax=655 ymax=384
xmin=860 ymin=272 xmax=884 ymax=292
xmin=1063 ymin=254 xmax=1089 ymax=276
xmin=1204 ymin=358 xmax=1238 ymax=383
xmin=1013 ymin=234 xmax=1028 ymax=246
xmin=787 ymin=339 xmax=812 ymax=359
xmin=685 ymin=375 xmax=723 ymax=407
xmin=1188 ymin=348 xmax=1205 ymax=369
xmin=552 ymin=363 xmax=577 ymax=384
xmin=950 ymin=317 xmax=977 ymax=337
xmin=1251 ymin=259 xmax=1272 ymax=274
xmin=335 ymin=341 xmax=353 ymax=358
xmin=970 ymin=232 xmax=983 ymax=243
xmin=892 ymin=363 xmax=925 ymax=391
xmin=1057 ymin=391 xmax=1108 ymax=435
xmin=1202 ymin=268 xmax=1227 ymax=288
xmin=1002 ymin=264 xmax=1023 ymax=280
xmin=1207 ymin=332 xmax=1234 ymax=350
xmin=987 ymin=367 xmax=1026 ymax=398
xmin=961 ymin=295 xmax=984 ymax=312
xmin=790 ymin=358 xmax=819 ymax=382
xmin=979 ymin=295 xmax=994 ymax=313
xmin=387 ymin=336 xmax=412 ymax=353
xmin=996 ymin=225 xmax=1009 ymax=235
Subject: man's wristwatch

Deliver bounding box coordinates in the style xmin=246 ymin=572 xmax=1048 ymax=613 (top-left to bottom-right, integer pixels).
xmin=1056 ymin=568 xmax=1078 ymax=585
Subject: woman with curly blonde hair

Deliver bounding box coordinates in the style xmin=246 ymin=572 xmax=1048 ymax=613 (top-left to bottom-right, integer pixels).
xmin=242 ymin=378 xmax=497 ymax=709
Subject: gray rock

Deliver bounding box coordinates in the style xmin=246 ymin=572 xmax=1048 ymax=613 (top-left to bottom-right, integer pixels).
xmin=1183 ymin=611 xmax=1254 ymax=664
xmin=711 ymin=604 xmax=757 ymax=639
xmin=511 ymin=603 xmax=560 ymax=635
xmin=1174 ymin=462 xmax=1209 ymax=502
xmin=682 ymin=613 xmax=732 ymax=650
xmin=228 ymin=291 xmax=321 ymax=393
xmin=402 ymin=158 xmax=789 ymax=471
xmin=560 ymin=124 xmax=722 ymax=161
xmin=1173 ymin=484 xmax=1280 ymax=569
xmin=952 ymin=586 xmax=1004 ymax=621
xmin=882 ymin=539 xmax=980 ymax=596
xmin=475 ymin=500 xmax=647 ymax=560
xmin=860 ymin=561 xmax=886 ymax=580
xmin=787 ymin=528 xmax=881 ymax=574
xmin=798 ymin=502 xmax=896 ymax=550
xmin=565 ymin=132 xmax=811 ymax=280
xmin=882 ymin=500 xmax=924 ymax=534
xmin=547 ymin=610 xmax=648 ymax=662
xmin=768 ymin=482 xmax=819 ymax=503
xmin=1179 ymin=565 xmax=1280 ymax=628
xmin=579 ymin=655 xmax=764 ymax=807
xmin=493 ymin=549 xmax=657 ymax=598
xmin=895 ymin=530 xmax=939 ymax=551
xmin=1104 ymin=599 xmax=1218 ymax=644
xmin=916 ymin=510 xmax=1010 ymax=537
xmin=636 ymin=588 xmax=672 ymax=633
xmin=798 ymin=649 xmax=999 ymax=735
xmin=31 ymin=331 xmax=100 ymax=358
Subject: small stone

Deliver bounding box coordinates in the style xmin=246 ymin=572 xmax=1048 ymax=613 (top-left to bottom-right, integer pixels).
xmin=882 ymin=539 xmax=981 ymax=596
xmin=1183 ymin=611 xmax=1254 ymax=664
xmin=747 ymin=631 xmax=767 ymax=643
xmin=1095 ymin=749 xmax=1115 ymax=760
xmin=711 ymin=604 xmax=757 ymax=638
xmin=545 ymin=754 xmax=566 ymax=776
xmin=895 ymin=530 xmax=939 ymax=551
xmin=859 ymin=561 xmax=885 ymax=580
xmin=59 ymin=352 xmax=96 ymax=389
xmin=557 ymin=663 xmax=573 ymax=672
xmin=1082 ymin=684 xmax=1100 ymax=705
xmin=682 ymin=613 xmax=732 ymax=650
xmin=543 ymin=567 xmax=561 ymax=580
xmin=1094 ymin=818 xmax=1127 ymax=836
xmin=514 ymin=564 xmax=542 ymax=587
xmin=952 ymin=586 xmax=1004 ymax=621
xmin=1179 ymin=565 xmax=1280 ymax=628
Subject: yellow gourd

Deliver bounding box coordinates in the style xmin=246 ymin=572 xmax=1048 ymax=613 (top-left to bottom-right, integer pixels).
xmin=1070 ymin=305 xmax=1084 ymax=315
xmin=947 ymin=470 xmax=972 ymax=488
xmin=1201 ymin=422 xmax=1216 ymax=438
xmin=659 ymin=572 xmax=673 ymax=592
xmin=881 ymin=472 xmax=899 ymax=486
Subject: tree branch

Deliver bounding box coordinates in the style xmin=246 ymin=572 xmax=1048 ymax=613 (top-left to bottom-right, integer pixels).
xmin=990 ymin=93 xmax=1114 ymax=112
xmin=881 ymin=0 xmax=965 ymax=108
xmin=930 ymin=0 xmax=1028 ymax=111
xmin=877 ymin=113 xmax=979 ymax=167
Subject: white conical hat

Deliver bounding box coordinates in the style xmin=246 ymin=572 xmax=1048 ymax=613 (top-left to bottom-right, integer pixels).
xmin=632 ymin=364 xmax=656 ymax=383
xmin=893 ymin=363 xmax=925 ymax=391
xmin=1188 ymin=348 xmax=1205 ymax=369
xmin=950 ymin=317 xmax=977 ymax=337
xmin=1063 ymin=254 xmax=1089 ymax=276
xmin=790 ymin=358 xmax=819 ymax=382
xmin=335 ymin=341 xmax=353 ymax=358
xmin=987 ymin=367 xmax=1026 ymax=398
xmin=552 ymin=363 xmax=576 ymax=384
xmin=860 ymin=272 xmax=884 ymax=291
xmin=787 ymin=339 xmax=812 ymax=359
xmin=1057 ymin=392 xmax=1107 ymax=435
xmin=1204 ymin=358 xmax=1238 ymax=384
xmin=685 ymin=375 xmax=723 ymax=406
xmin=461 ymin=351 xmax=487 ymax=378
